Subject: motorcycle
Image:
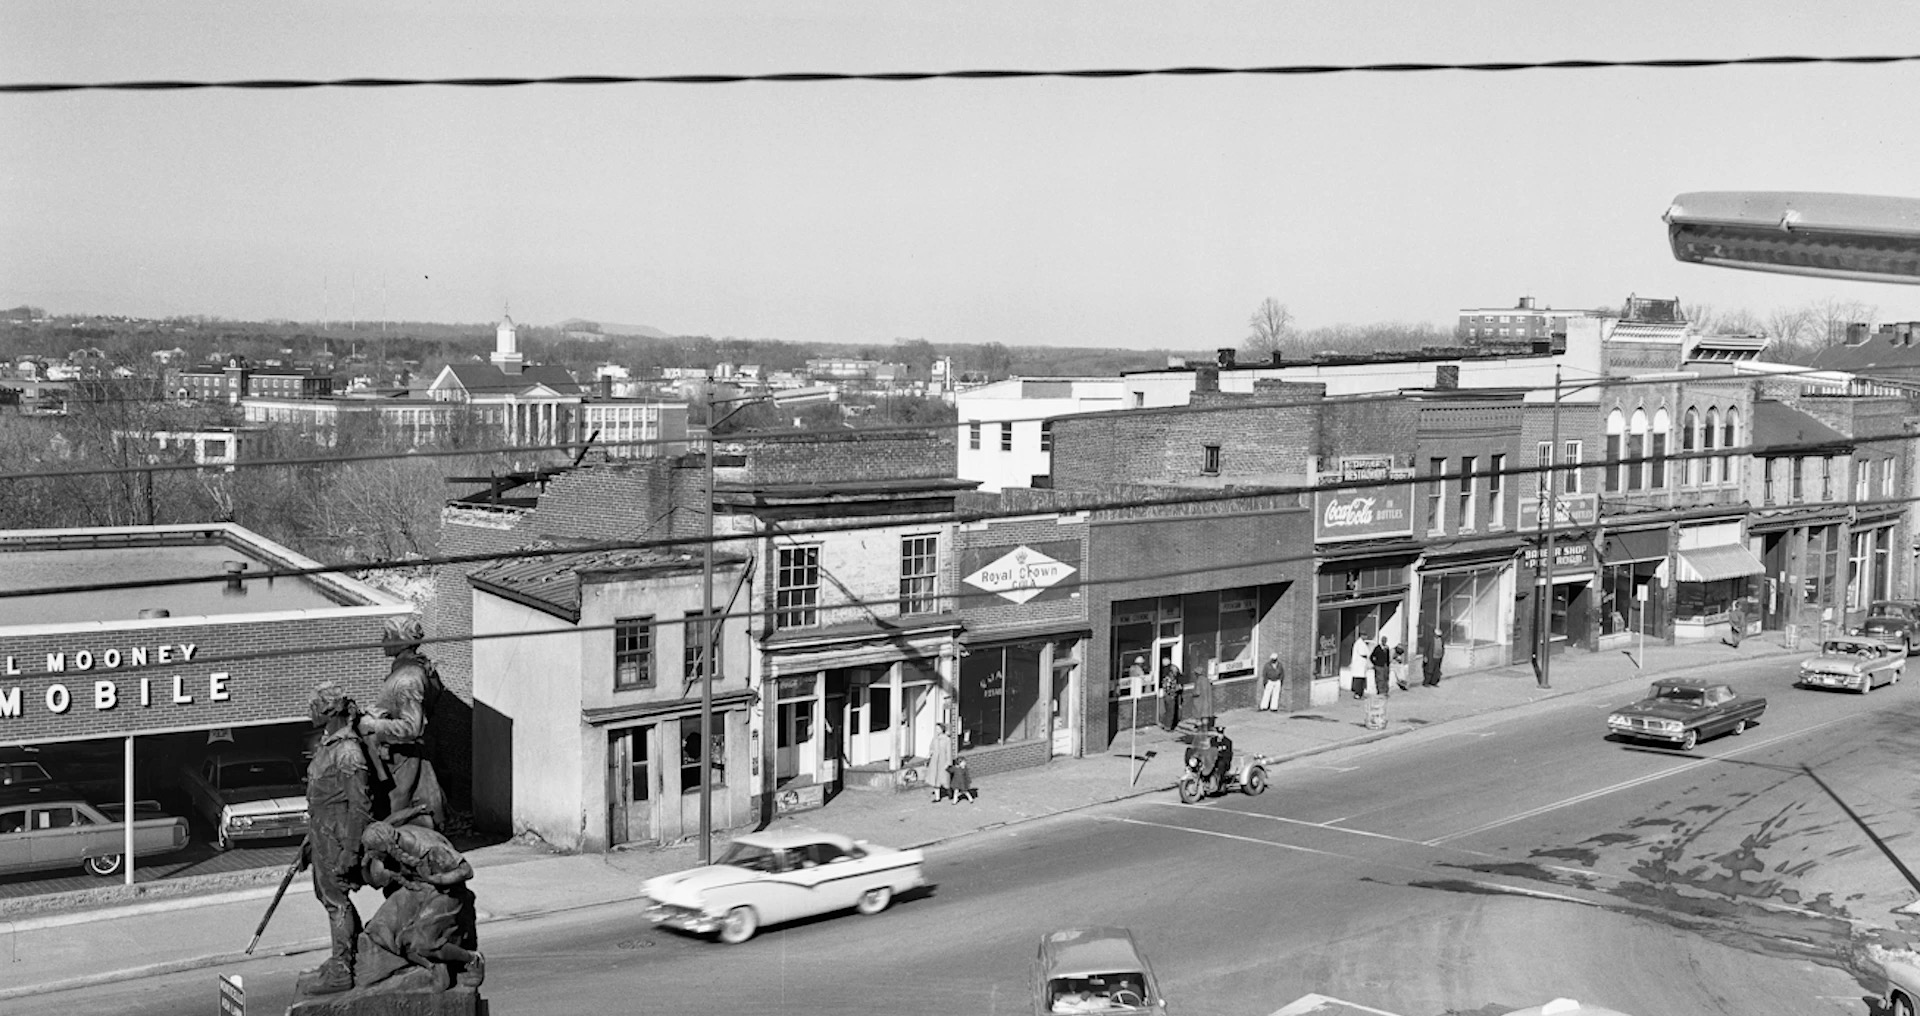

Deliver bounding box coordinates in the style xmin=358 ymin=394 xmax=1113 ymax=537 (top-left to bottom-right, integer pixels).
xmin=1175 ymin=723 xmax=1267 ymax=803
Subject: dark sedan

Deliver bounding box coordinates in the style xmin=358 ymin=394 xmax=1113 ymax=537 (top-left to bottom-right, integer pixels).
xmin=1606 ymin=677 xmax=1766 ymax=752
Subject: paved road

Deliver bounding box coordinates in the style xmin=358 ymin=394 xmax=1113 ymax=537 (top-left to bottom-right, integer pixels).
xmin=35 ymin=652 xmax=1914 ymax=1016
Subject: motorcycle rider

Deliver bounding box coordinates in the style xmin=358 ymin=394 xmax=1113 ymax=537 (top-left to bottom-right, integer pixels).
xmin=1210 ymin=725 xmax=1235 ymax=787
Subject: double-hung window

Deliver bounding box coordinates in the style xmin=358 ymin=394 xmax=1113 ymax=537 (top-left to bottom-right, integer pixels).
xmin=899 ymin=535 xmax=939 ymax=615
xmin=683 ymin=610 xmax=721 ymax=683
xmin=967 ymin=422 xmax=981 ymax=450
xmin=1457 ymin=456 xmax=1476 ymax=530
xmin=999 ymin=423 xmax=1013 ymax=452
xmin=1562 ymin=441 xmax=1583 ymax=495
xmin=1488 ymin=453 xmax=1506 ymax=528
xmin=614 ymin=616 xmax=654 ymax=690
xmin=1427 ymin=457 xmax=1447 ymax=533
xmin=776 ymin=546 xmax=821 ymax=629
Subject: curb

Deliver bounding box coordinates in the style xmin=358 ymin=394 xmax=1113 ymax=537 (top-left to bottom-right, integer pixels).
xmin=0 ymin=890 xmax=655 ymax=1002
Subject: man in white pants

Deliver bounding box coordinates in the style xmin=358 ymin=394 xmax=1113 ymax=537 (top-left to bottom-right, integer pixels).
xmin=1259 ymin=653 xmax=1284 ymax=712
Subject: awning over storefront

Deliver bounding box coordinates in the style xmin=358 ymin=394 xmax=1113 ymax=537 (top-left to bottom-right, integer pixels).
xmin=1674 ymin=544 xmax=1766 ymax=583
xmin=1602 ymin=529 xmax=1668 ymax=564
xmin=582 ymin=689 xmax=757 ymax=727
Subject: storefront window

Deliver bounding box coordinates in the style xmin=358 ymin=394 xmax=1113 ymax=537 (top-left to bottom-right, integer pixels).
xmin=680 ymin=726 xmax=726 ymax=793
xmin=1112 ymin=608 xmax=1156 ymax=699
xmin=1676 ymin=579 xmax=1739 ymax=621
xmin=959 ymin=643 xmax=1044 ymax=747
xmin=1217 ymin=589 xmax=1257 ymax=674
xmin=1599 ymin=562 xmax=1665 ymax=636
xmin=1436 ymin=567 xmax=1505 ymax=648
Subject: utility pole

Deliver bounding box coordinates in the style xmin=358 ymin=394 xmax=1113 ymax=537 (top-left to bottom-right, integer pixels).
xmin=700 ymin=392 xmax=715 ymax=864
xmin=1539 ymin=365 xmax=1561 ymax=689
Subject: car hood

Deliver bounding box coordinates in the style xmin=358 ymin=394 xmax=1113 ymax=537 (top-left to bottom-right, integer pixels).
xmin=218 ymin=789 xmax=307 ymax=815
xmin=1614 ymin=700 xmax=1702 ymax=721
xmin=643 ymin=865 xmax=758 ymax=907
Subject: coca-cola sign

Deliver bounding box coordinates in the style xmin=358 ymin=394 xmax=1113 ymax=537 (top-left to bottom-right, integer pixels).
xmin=1314 ymin=467 xmax=1415 ymax=543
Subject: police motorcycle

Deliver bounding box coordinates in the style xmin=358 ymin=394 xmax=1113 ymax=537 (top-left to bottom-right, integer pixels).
xmin=1175 ymin=716 xmax=1267 ymax=803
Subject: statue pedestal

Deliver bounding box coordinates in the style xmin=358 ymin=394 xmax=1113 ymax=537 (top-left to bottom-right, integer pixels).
xmin=287 ymin=985 xmax=483 ymax=1016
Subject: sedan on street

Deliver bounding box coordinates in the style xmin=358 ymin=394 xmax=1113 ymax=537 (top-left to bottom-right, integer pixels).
xmin=1606 ymin=677 xmax=1766 ymax=751
xmin=642 ymin=830 xmax=926 ymax=944
xmin=1853 ymin=613 xmax=1920 ymax=657
xmin=1798 ymin=635 xmax=1906 ymax=694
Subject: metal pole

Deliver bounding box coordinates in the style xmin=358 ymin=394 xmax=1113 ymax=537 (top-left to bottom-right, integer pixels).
xmin=700 ymin=394 xmax=714 ymax=865
xmin=123 ymin=735 xmax=134 ymax=885
xmin=1540 ymin=366 xmax=1561 ymax=689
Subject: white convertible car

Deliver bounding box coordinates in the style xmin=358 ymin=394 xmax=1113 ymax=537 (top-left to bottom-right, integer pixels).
xmin=642 ymin=830 xmax=927 ymax=944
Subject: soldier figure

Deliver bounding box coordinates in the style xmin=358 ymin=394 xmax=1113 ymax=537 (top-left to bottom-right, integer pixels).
xmin=358 ymin=615 xmax=447 ymax=831
xmin=302 ymin=681 xmax=374 ymax=995
xmin=357 ymin=819 xmax=486 ymax=991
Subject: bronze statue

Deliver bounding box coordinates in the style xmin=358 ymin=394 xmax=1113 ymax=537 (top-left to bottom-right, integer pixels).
xmin=300 ymin=681 xmax=375 ymax=995
xmin=357 ymin=615 xmax=447 ymax=831
xmin=354 ymin=819 xmax=486 ymax=991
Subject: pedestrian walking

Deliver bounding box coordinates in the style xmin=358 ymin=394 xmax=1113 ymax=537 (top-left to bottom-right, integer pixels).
xmin=1370 ymin=638 xmax=1392 ymax=698
xmin=1349 ymin=637 xmax=1372 ymax=700
xmin=1727 ymin=599 xmax=1746 ymax=649
xmin=1158 ymin=653 xmax=1185 ymax=730
xmin=1259 ymin=652 xmax=1284 ymax=712
xmin=949 ymin=756 xmax=976 ymax=803
xmin=927 ymin=722 xmax=953 ymax=803
xmin=1422 ymin=627 xmax=1446 ymax=687
xmin=1392 ymin=641 xmax=1409 ymax=691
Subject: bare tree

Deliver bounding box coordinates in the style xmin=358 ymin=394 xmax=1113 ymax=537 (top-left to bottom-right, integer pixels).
xmin=1242 ymin=298 xmax=1295 ymax=361
xmin=1809 ymin=297 xmax=1877 ymax=348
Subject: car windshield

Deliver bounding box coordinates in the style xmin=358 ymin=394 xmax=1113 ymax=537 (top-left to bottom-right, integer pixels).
xmin=1654 ymin=686 xmax=1705 ymax=704
xmin=220 ymin=759 xmax=302 ymax=788
xmin=1047 ymin=973 xmax=1149 ymax=1012
xmin=715 ymin=842 xmax=787 ymax=872
xmin=1873 ymin=603 xmax=1917 ymax=620
xmin=1824 ymin=641 xmax=1874 ymax=658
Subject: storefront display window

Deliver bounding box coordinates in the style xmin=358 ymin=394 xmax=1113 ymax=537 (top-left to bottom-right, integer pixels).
xmin=680 ymin=727 xmax=726 ymax=793
xmin=1599 ymin=562 xmax=1665 ymax=636
xmin=1437 ymin=568 xmax=1503 ymax=648
xmin=1676 ymin=579 xmax=1740 ymax=622
xmin=959 ymin=643 xmax=1044 ymax=747
xmin=1112 ymin=609 xmax=1156 ymax=699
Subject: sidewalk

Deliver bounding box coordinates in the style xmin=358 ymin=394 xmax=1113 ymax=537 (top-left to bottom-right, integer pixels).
xmin=0 ymin=633 xmax=1795 ymax=1001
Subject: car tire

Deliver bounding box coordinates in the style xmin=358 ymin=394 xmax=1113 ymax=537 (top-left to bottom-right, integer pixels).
xmin=1892 ymin=991 xmax=1915 ymax=1016
xmin=856 ymin=886 xmax=893 ymax=915
xmin=1680 ymin=729 xmax=1698 ymax=752
xmin=718 ymin=906 xmax=758 ymax=944
xmin=1732 ymin=719 xmax=1748 ymax=735
xmin=1177 ymin=775 xmax=1200 ymax=804
xmin=213 ymin=828 xmax=232 ymax=851
xmin=83 ymin=853 xmax=123 ymax=878
xmin=1243 ymin=766 xmax=1268 ymax=796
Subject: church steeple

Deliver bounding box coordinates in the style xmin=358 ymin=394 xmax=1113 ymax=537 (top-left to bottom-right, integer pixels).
xmin=491 ymin=305 xmax=524 ymax=375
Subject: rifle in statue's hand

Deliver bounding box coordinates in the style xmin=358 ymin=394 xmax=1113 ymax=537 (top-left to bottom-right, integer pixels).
xmin=246 ymin=836 xmax=310 ymax=955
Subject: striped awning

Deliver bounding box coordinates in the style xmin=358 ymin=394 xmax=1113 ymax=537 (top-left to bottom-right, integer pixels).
xmin=1675 ymin=544 xmax=1766 ymax=583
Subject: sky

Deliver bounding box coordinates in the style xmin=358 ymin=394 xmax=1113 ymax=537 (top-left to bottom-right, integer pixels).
xmin=6 ymin=1 xmax=1920 ymax=350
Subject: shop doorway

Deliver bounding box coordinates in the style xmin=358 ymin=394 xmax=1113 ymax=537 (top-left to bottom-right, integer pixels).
xmin=775 ymin=689 xmax=817 ymax=788
xmin=606 ymin=725 xmax=652 ymax=847
xmin=840 ymin=667 xmax=892 ymax=768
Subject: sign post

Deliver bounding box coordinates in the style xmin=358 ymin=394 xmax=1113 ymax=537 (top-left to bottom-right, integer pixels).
xmin=219 ymin=974 xmax=244 ymax=1016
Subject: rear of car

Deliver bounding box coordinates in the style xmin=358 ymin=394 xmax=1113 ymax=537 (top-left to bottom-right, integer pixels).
xmin=1033 ymin=927 xmax=1168 ymax=1015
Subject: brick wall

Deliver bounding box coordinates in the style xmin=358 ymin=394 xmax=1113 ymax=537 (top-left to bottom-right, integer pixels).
xmin=721 ymin=430 xmax=957 ymax=485
xmin=955 ymin=515 xmax=1090 ymax=633
xmin=1050 ymin=403 xmax=1319 ymax=489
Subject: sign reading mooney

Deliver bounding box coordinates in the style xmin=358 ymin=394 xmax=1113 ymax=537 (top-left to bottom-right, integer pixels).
xmin=960 ymin=540 xmax=1081 ymax=607
xmin=1314 ymin=459 xmax=1415 ymax=543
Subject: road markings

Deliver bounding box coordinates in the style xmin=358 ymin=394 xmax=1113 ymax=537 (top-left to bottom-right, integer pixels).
xmin=1090 ymin=815 xmax=1348 ymax=858
xmin=1423 ymin=715 xmax=1852 ymax=846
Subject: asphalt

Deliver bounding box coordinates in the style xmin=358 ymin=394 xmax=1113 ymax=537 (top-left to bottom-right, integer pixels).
xmin=0 ymin=633 xmax=1813 ymax=1002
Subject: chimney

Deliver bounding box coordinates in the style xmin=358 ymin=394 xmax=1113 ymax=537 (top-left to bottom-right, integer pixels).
xmin=1216 ymin=348 xmax=1236 ymax=369
xmin=1435 ymin=365 xmax=1460 ymax=390
xmin=1518 ymin=296 xmax=1535 ymax=310
xmin=599 ymin=376 xmax=613 ymax=398
xmin=1195 ymin=364 xmax=1220 ymax=394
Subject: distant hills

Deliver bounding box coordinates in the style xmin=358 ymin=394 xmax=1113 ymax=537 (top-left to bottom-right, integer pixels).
xmin=559 ymin=318 xmax=671 ymax=339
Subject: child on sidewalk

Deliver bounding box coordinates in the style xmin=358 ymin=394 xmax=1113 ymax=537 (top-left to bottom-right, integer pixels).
xmin=948 ymin=757 xmax=977 ymax=803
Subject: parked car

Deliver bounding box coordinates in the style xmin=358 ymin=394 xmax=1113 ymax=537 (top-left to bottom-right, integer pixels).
xmin=1869 ymin=599 xmax=1920 ymax=623
xmin=1606 ymin=677 xmax=1766 ymax=751
xmin=1798 ymin=635 xmax=1906 ymax=694
xmin=642 ymin=830 xmax=926 ymax=944
xmin=1853 ymin=614 xmax=1920 ymax=657
xmin=0 ymin=790 xmax=189 ymax=877
xmin=1879 ymin=942 xmax=1920 ymax=1016
xmin=1032 ymin=926 xmax=1169 ymax=1015
xmin=179 ymin=751 xmax=308 ymax=850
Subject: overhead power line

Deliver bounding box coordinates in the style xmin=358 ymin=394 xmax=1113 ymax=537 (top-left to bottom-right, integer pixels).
xmin=4 ymin=53 xmax=1920 ymax=95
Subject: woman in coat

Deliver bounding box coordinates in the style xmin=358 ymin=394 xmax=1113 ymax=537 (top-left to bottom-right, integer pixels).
xmin=927 ymin=722 xmax=953 ymax=803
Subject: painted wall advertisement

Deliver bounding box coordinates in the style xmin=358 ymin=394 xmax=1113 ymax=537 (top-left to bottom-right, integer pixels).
xmin=958 ymin=539 xmax=1083 ymax=610
xmin=1314 ymin=457 xmax=1416 ymax=543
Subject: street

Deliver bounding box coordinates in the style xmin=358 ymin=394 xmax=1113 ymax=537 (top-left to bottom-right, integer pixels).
xmin=33 ymin=650 xmax=1914 ymax=1016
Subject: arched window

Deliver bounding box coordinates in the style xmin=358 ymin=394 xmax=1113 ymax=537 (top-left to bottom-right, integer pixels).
xmin=1605 ymin=409 xmax=1626 ymax=492
xmin=1628 ymin=408 xmax=1650 ymax=490
xmin=1682 ymin=409 xmax=1700 ymax=486
xmin=1704 ymin=409 xmax=1721 ymax=484
xmin=1651 ymin=408 xmax=1671 ymax=489
xmin=1722 ymin=408 xmax=1739 ymax=484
